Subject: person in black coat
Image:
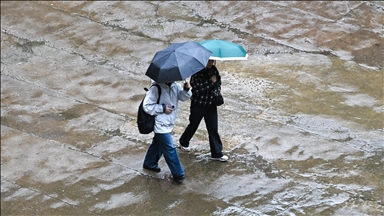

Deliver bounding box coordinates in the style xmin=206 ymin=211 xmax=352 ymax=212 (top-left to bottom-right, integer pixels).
xmin=178 ymin=60 xmax=228 ymax=162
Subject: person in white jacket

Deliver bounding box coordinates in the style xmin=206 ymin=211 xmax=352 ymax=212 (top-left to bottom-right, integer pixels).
xmin=142 ymin=81 xmax=192 ymax=184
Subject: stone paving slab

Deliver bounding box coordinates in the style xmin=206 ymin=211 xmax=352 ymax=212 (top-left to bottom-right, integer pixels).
xmin=1 ymin=1 xmax=383 ymax=215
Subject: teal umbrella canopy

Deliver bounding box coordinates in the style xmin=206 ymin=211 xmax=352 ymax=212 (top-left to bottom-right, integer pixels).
xmin=198 ymin=39 xmax=248 ymax=61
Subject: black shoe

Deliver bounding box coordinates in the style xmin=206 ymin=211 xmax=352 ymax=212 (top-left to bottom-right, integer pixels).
xmin=143 ymin=165 xmax=161 ymax=173
xmin=173 ymin=175 xmax=186 ymax=184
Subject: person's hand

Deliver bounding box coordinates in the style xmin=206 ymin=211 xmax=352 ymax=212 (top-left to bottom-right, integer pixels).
xmin=211 ymin=75 xmax=217 ymax=83
xmin=184 ymin=82 xmax=191 ymax=91
xmin=165 ymin=104 xmax=173 ymax=114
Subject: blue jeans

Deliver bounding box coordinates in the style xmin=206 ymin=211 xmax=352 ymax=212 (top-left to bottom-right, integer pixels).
xmin=143 ymin=133 xmax=185 ymax=178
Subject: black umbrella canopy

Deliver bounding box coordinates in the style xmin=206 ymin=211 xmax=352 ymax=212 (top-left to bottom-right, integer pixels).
xmin=145 ymin=41 xmax=212 ymax=83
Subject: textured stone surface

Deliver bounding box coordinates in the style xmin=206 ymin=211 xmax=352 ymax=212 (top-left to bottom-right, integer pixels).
xmin=1 ymin=1 xmax=383 ymax=215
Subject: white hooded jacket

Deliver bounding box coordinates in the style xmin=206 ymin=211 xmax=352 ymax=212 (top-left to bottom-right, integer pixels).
xmin=143 ymin=82 xmax=192 ymax=134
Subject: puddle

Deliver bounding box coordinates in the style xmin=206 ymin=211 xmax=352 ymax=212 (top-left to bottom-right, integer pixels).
xmin=1 ymin=1 xmax=383 ymax=215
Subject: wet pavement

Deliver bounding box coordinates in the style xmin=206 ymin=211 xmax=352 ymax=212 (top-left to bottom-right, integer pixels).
xmin=1 ymin=1 xmax=383 ymax=215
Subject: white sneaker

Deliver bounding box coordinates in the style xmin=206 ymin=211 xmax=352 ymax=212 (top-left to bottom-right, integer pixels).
xmin=211 ymin=155 xmax=228 ymax=162
xmin=178 ymin=145 xmax=190 ymax=152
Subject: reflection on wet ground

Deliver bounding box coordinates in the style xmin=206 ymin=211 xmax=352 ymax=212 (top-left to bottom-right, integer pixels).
xmin=1 ymin=1 xmax=383 ymax=215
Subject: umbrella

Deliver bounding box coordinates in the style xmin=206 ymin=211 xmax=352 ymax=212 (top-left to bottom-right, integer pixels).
xmin=198 ymin=39 xmax=248 ymax=61
xmin=145 ymin=41 xmax=212 ymax=83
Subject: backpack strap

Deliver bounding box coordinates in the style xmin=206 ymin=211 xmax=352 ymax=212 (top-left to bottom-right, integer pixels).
xmin=152 ymin=84 xmax=161 ymax=104
xmin=144 ymin=84 xmax=161 ymax=104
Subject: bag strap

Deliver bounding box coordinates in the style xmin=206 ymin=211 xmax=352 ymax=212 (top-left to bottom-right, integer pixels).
xmin=152 ymin=84 xmax=161 ymax=104
xmin=144 ymin=84 xmax=161 ymax=104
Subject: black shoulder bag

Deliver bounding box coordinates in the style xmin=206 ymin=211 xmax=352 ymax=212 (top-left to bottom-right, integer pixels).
xmin=214 ymin=88 xmax=224 ymax=106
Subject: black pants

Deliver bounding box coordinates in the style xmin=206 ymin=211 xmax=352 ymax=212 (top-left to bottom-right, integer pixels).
xmin=179 ymin=103 xmax=223 ymax=158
